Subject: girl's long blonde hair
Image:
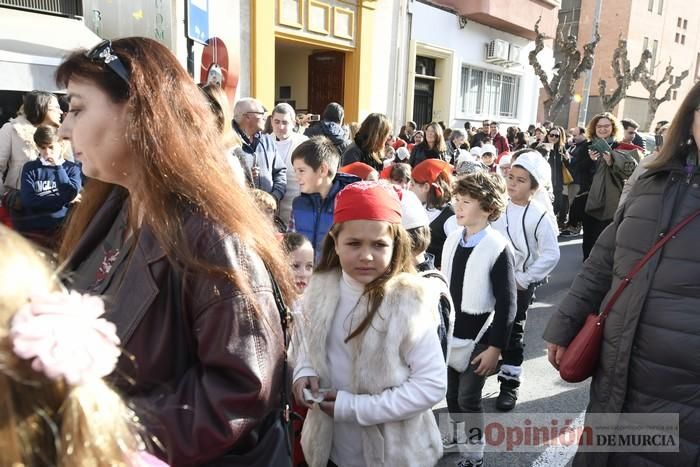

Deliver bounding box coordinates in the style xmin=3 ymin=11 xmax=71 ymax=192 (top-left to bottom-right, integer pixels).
xmin=315 ymin=222 xmax=415 ymax=341
xmin=0 ymin=225 xmax=147 ymax=466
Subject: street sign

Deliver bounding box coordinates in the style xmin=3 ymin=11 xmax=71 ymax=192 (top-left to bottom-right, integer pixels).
xmin=187 ymin=0 xmax=209 ymax=45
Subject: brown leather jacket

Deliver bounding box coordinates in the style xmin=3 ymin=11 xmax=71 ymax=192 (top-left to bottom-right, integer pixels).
xmin=65 ymin=188 xmax=286 ymax=466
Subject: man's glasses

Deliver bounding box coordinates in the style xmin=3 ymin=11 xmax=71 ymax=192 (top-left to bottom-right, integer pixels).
xmin=85 ymin=40 xmax=130 ymax=85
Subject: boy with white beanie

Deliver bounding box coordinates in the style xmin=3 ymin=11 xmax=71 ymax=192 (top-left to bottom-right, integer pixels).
xmin=490 ymin=149 xmax=560 ymax=411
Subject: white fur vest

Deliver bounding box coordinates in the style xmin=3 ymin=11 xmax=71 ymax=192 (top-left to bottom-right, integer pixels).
xmin=300 ymin=270 xmax=443 ymax=467
xmin=441 ymin=227 xmax=509 ymax=371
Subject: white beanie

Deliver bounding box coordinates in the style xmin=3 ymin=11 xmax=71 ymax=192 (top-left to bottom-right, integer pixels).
xmin=396 ymin=146 xmax=410 ymax=161
xmin=512 ymin=151 xmax=551 ymax=190
xmin=470 ymin=146 xmax=483 ymax=158
xmin=400 ymin=190 xmax=430 ymax=230
xmin=481 ymin=143 xmax=498 ymax=156
xmin=456 ymin=149 xmax=475 ymax=165
xmin=498 ymin=154 xmax=512 ymax=166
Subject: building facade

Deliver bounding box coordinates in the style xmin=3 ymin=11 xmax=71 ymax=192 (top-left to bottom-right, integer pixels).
xmin=404 ymin=0 xmax=559 ymax=131
xmin=565 ymin=0 xmax=700 ymax=130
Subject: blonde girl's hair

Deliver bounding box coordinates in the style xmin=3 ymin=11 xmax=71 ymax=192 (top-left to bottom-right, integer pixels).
xmin=315 ymin=222 xmax=415 ymax=341
xmin=0 ymin=225 xmax=147 ymax=467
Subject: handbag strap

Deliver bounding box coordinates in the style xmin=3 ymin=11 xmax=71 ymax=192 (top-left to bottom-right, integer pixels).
xmin=599 ymin=208 xmax=700 ymax=322
xmin=265 ymin=267 xmax=292 ymax=425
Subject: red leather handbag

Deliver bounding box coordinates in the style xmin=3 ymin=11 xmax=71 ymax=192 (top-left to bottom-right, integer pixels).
xmin=559 ymin=208 xmax=700 ymax=383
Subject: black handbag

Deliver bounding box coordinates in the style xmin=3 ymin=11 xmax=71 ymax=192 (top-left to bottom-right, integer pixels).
xmin=169 ymin=264 xmax=294 ymax=467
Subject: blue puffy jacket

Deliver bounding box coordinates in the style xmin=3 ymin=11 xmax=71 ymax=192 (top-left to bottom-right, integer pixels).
xmin=291 ymin=173 xmax=359 ymax=260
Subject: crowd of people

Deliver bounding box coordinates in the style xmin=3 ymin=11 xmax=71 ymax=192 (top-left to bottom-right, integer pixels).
xmin=0 ymin=36 xmax=697 ymax=467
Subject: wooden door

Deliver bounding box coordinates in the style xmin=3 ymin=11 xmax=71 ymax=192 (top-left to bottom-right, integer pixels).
xmin=308 ymin=51 xmax=345 ymax=115
xmin=413 ymin=78 xmax=434 ymax=129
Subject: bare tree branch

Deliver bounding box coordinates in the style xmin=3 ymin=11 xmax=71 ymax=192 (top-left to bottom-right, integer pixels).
xmin=640 ymin=61 xmax=690 ymax=130
xmin=529 ymin=16 xmax=601 ymax=121
xmin=599 ymin=38 xmax=652 ymax=112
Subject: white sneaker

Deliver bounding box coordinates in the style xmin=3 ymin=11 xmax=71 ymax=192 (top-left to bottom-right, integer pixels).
xmin=457 ymin=457 xmax=484 ymax=467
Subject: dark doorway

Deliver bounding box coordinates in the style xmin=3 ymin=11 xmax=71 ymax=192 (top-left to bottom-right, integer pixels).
xmin=308 ymin=51 xmax=345 ymax=115
xmin=413 ymin=78 xmax=434 ymax=129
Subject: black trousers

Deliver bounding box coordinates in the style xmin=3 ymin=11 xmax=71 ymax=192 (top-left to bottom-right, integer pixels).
xmin=582 ymin=212 xmax=612 ymax=261
xmin=498 ymin=286 xmax=536 ymax=389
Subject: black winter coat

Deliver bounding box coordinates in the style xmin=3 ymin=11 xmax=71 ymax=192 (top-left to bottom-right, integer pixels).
xmin=544 ymin=158 xmax=700 ymax=467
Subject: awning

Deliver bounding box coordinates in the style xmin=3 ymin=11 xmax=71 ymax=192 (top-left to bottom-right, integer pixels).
xmin=0 ymin=7 xmax=102 ymax=92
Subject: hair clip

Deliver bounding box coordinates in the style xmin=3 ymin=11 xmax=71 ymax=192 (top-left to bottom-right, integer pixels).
xmin=10 ymin=291 xmax=120 ymax=385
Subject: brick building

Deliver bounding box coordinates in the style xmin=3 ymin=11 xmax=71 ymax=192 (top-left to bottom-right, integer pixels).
xmin=560 ymin=0 xmax=700 ymax=130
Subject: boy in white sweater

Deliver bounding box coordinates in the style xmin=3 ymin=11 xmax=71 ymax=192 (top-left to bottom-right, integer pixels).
xmin=491 ymin=150 xmax=560 ymax=411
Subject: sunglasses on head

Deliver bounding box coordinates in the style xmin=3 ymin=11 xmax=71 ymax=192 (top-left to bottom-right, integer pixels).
xmin=85 ymin=40 xmax=130 ymax=85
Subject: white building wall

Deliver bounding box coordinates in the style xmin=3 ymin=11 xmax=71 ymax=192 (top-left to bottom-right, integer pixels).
xmin=409 ymin=1 xmax=553 ymax=130
xmin=367 ymin=0 xmax=406 ymax=126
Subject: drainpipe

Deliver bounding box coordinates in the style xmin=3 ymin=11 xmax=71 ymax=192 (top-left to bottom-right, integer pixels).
xmin=577 ymin=0 xmax=603 ymax=126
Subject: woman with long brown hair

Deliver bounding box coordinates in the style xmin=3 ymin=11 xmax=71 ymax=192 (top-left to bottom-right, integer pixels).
xmin=409 ymin=121 xmax=449 ymax=167
xmin=56 ymin=38 xmax=294 ymax=466
xmin=340 ymin=112 xmax=392 ymax=172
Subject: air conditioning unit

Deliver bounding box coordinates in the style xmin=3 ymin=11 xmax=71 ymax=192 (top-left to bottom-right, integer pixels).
xmin=508 ymin=44 xmax=521 ymax=64
xmin=485 ymin=39 xmax=509 ymax=64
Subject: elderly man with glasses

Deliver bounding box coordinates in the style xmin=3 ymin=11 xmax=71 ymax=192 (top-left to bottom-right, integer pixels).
xmin=233 ymin=97 xmax=287 ymax=204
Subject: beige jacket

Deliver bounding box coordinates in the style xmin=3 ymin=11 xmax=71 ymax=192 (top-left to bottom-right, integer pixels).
xmin=0 ymin=115 xmax=38 ymax=194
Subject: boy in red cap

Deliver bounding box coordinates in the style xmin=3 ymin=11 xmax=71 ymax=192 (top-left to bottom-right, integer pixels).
xmin=292 ymin=181 xmax=447 ymax=467
xmin=410 ymin=159 xmax=458 ymax=268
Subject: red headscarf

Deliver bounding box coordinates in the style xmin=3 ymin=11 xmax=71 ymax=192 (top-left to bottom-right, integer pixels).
xmin=334 ymin=181 xmax=403 ymax=224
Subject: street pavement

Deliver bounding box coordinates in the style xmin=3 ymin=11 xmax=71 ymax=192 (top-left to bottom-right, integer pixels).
xmin=437 ymin=234 xmax=591 ymax=467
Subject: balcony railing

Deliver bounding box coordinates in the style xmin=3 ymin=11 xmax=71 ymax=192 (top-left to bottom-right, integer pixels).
xmin=0 ymin=0 xmax=82 ymax=17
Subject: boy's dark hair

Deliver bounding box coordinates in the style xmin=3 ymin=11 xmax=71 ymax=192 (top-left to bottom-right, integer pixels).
xmin=621 ymin=118 xmax=639 ymax=130
xmin=23 ymin=91 xmax=55 ymax=125
xmin=322 ymin=102 xmax=344 ymax=124
xmin=406 ymin=225 xmax=431 ymax=256
xmin=452 ymin=172 xmax=507 ymax=221
xmin=282 ymin=232 xmax=311 ymax=254
xmin=291 ymin=136 xmax=339 ymax=177
xmin=33 ymin=125 xmax=59 ymax=147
